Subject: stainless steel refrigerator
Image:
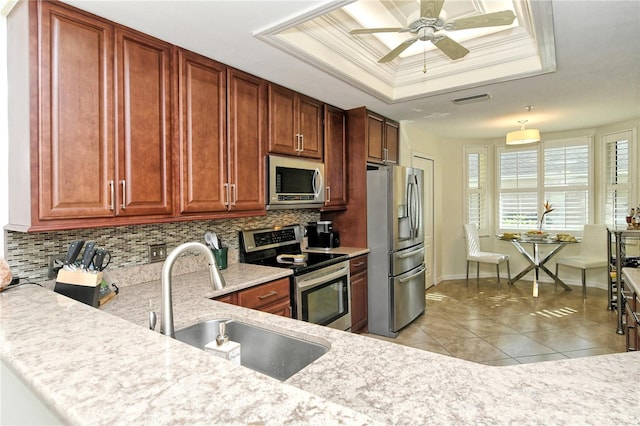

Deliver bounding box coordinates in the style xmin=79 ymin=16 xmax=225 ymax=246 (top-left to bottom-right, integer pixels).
xmin=367 ymin=165 xmax=426 ymax=337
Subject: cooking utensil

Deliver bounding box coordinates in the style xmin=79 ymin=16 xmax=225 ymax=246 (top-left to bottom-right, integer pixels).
xmin=205 ymin=232 xmax=219 ymax=250
xmin=63 ymin=240 xmax=84 ymax=269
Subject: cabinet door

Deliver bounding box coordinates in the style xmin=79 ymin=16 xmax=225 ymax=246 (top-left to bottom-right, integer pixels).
xmin=178 ymin=50 xmax=227 ymax=213
xmin=268 ymin=84 xmax=298 ymax=156
xmin=227 ymin=69 xmax=266 ymax=212
xmin=297 ymin=95 xmax=323 ymax=159
xmin=366 ymin=112 xmax=385 ymax=163
xmin=384 ymin=119 xmax=399 ymax=164
xmin=350 ymin=257 xmax=368 ymax=333
xmin=38 ymin=2 xmax=114 ymax=219
xmin=115 ymin=28 xmax=173 ymax=216
xmin=322 ymin=105 xmax=347 ymax=210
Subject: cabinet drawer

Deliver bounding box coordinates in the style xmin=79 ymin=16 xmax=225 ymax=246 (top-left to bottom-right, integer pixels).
xmin=237 ymin=278 xmax=290 ymax=310
xmin=350 ymin=255 xmax=368 ymax=275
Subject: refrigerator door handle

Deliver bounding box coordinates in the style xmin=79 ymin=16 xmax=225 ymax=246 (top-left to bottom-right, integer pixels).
xmin=399 ymin=265 xmax=427 ymax=283
xmin=398 ymin=247 xmax=425 ymax=259
xmin=408 ymin=175 xmax=422 ymax=238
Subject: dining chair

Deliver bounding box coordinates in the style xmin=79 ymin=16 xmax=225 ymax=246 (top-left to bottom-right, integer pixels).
xmin=464 ymin=224 xmax=511 ymax=290
xmin=554 ymin=224 xmax=608 ymax=298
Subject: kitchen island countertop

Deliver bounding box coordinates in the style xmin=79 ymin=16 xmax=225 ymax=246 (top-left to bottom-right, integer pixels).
xmin=1 ymin=264 xmax=639 ymax=425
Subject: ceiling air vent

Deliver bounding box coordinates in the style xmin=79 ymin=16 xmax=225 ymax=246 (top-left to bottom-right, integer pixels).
xmin=451 ymin=93 xmax=492 ymax=105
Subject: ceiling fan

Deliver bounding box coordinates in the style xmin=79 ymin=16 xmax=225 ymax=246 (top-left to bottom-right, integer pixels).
xmin=350 ymin=0 xmax=517 ymax=63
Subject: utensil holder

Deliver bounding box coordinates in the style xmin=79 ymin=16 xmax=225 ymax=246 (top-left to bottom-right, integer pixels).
xmin=212 ymin=247 xmax=228 ymax=270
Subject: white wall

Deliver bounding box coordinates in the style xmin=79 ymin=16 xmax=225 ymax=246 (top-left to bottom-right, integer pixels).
xmin=0 ymin=4 xmax=10 ymax=256
xmin=401 ymin=118 xmax=640 ymax=288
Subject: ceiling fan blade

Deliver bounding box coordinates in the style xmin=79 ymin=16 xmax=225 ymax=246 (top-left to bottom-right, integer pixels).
xmin=433 ymin=35 xmax=470 ymax=60
xmin=421 ymin=0 xmax=445 ymax=19
xmin=350 ymin=27 xmax=404 ymax=35
xmin=378 ymin=37 xmax=419 ymax=63
xmin=448 ymin=10 xmax=516 ymax=31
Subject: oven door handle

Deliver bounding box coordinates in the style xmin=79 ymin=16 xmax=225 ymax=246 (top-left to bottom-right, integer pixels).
xmin=297 ymin=264 xmax=348 ymax=291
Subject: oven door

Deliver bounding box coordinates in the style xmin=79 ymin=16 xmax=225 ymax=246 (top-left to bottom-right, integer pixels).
xmin=295 ymin=261 xmax=351 ymax=331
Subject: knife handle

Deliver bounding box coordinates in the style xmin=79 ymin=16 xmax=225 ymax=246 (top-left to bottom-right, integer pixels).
xmin=80 ymin=241 xmax=96 ymax=269
xmin=64 ymin=240 xmax=85 ymax=266
xmin=93 ymin=249 xmax=111 ymax=271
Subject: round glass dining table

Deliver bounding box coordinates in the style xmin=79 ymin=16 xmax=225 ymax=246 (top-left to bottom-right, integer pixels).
xmin=497 ymin=235 xmax=580 ymax=297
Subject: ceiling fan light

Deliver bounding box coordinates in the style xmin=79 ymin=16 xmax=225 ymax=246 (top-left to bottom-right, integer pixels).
xmin=506 ymin=128 xmax=540 ymax=145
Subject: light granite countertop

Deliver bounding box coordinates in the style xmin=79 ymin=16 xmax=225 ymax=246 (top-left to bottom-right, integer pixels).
xmin=2 ymin=262 xmax=639 ymax=425
xmin=623 ymin=267 xmax=640 ymax=294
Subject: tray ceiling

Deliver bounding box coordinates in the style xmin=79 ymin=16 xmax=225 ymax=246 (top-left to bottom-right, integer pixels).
xmin=256 ymin=0 xmax=556 ymax=103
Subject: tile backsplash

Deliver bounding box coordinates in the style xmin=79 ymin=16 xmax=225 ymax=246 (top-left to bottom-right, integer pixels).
xmin=4 ymin=210 xmax=320 ymax=283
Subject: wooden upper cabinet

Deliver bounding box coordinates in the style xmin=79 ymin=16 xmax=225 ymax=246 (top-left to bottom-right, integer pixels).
xmin=115 ymin=28 xmax=173 ymax=217
xmin=384 ymin=119 xmax=399 ymax=164
xmin=268 ymin=84 xmax=323 ymax=159
xmin=227 ymin=68 xmax=266 ymax=212
xmin=322 ymin=105 xmax=347 ymax=210
xmin=178 ymin=50 xmax=227 ymax=213
xmin=367 ymin=111 xmax=399 ymax=165
xmin=38 ymin=2 xmax=114 ymax=220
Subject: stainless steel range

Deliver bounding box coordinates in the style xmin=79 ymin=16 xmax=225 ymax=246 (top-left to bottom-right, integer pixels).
xmin=239 ymin=225 xmax=351 ymax=331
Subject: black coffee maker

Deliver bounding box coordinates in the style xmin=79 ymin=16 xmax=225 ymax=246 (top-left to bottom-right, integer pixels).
xmin=306 ymin=221 xmax=340 ymax=249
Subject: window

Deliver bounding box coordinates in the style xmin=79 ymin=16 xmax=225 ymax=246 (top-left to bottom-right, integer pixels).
xmin=603 ymin=130 xmax=634 ymax=227
xmin=497 ymin=137 xmax=592 ymax=232
xmin=464 ymin=146 xmax=488 ymax=235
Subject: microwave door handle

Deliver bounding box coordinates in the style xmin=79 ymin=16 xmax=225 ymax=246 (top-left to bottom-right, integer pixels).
xmin=313 ymin=168 xmax=323 ymax=198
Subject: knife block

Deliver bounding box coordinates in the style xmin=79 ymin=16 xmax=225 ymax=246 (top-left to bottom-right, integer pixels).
xmin=54 ymin=269 xmax=103 ymax=307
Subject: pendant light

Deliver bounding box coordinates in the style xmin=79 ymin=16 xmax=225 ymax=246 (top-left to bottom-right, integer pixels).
xmin=506 ymin=106 xmax=540 ymax=145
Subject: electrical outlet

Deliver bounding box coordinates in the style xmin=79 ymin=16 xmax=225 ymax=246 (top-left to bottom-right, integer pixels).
xmin=149 ymin=244 xmax=167 ymax=263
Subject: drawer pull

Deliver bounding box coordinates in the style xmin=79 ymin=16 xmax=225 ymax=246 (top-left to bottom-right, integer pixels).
xmin=258 ymin=290 xmax=278 ymax=300
xmin=353 ymin=262 xmax=365 ymax=267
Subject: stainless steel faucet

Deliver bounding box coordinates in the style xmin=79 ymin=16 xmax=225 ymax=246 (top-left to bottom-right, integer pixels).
xmin=160 ymin=242 xmax=226 ymax=337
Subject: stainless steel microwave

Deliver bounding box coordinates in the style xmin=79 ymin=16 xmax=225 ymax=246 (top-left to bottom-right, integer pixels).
xmin=267 ymin=155 xmax=325 ymax=209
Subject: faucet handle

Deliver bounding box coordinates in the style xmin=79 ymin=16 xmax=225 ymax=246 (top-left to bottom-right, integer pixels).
xmin=149 ymin=311 xmax=158 ymax=331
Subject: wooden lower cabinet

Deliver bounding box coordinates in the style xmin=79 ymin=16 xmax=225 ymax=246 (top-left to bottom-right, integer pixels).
xmin=350 ymin=255 xmax=368 ymax=333
xmin=214 ymin=277 xmax=291 ymax=318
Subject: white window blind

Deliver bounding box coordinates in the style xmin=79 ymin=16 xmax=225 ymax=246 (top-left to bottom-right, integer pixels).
xmin=604 ymin=131 xmax=632 ymax=227
xmin=464 ymin=146 xmax=488 ymax=235
xmin=542 ymin=141 xmax=590 ymax=230
xmin=497 ymin=137 xmax=592 ymax=232
xmin=498 ymin=148 xmax=538 ymax=230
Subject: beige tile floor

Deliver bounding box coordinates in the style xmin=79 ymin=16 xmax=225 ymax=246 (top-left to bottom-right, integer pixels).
xmin=365 ymin=278 xmax=626 ymax=366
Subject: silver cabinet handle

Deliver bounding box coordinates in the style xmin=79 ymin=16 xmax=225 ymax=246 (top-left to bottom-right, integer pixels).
xmin=109 ymin=180 xmax=115 ymax=211
xmin=326 ymin=186 xmax=331 ymax=203
xmin=120 ymin=180 xmax=126 ymax=209
xmin=300 ymin=133 xmax=304 ymax=152
xmin=223 ymin=183 xmax=230 ymax=207
xmin=295 ymin=134 xmax=302 ymax=152
xmin=383 ymin=147 xmax=388 ymax=162
xmin=230 ymin=183 xmax=237 ymax=206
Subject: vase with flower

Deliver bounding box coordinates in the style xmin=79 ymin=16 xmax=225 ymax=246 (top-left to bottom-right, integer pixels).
xmin=538 ymin=201 xmax=553 ymax=231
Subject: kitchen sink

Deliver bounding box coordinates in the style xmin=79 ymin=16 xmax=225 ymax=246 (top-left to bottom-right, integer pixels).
xmin=174 ymin=319 xmax=328 ymax=381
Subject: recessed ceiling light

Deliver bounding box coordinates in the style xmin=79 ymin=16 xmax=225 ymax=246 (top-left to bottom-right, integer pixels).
xmin=451 ymin=93 xmax=492 ymax=105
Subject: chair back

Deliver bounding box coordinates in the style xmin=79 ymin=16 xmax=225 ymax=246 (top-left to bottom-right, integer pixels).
xmin=464 ymin=224 xmax=481 ymax=257
xmin=580 ymin=224 xmax=607 ymax=258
